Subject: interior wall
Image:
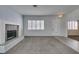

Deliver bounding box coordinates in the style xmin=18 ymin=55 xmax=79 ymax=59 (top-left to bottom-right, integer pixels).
xmin=23 ymin=15 xmax=67 ymax=37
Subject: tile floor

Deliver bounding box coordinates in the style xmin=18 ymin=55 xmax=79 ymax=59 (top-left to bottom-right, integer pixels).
xmin=6 ymin=36 xmax=79 ymax=54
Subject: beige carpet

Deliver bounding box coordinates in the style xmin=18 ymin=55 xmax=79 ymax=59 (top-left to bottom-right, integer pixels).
xmin=6 ymin=36 xmax=79 ymax=54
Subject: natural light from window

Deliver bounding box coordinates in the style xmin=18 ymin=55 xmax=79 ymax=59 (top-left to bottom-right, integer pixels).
xmin=28 ymin=20 xmax=44 ymax=30
xmin=68 ymin=20 xmax=78 ymax=30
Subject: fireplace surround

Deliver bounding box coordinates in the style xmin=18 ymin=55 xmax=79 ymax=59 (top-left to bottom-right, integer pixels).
xmin=0 ymin=23 xmax=24 ymax=53
xmin=5 ymin=24 xmax=19 ymax=41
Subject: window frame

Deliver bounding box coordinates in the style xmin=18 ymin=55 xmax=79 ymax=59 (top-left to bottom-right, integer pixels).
xmin=28 ymin=20 xmax=44 ymax=30
xmin=68 ymin=20 xmax=78 ymax=30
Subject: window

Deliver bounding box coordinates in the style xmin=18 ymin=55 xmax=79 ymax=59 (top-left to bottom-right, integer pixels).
xmin=28 ymin=20 xmax=44 ymax=30
xmin=68 ymin=20 xmax=78 ymax=30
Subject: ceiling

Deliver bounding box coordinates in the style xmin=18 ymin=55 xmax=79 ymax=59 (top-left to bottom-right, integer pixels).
xmin=8 ymin=5 xmax=79 ymax=15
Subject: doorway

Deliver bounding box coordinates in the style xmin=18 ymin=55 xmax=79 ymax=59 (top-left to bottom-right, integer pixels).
xmin=67 ymin=20 xmax=79 ymax=41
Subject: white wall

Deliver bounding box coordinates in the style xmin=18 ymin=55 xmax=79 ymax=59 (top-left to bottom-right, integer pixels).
xmin=0 ymin=6 xmax=24 ymax=53
xmin=23 ymin=15 xmax=67 ymax=37
xmin=66 ymin=8 xmax=79 ymax=21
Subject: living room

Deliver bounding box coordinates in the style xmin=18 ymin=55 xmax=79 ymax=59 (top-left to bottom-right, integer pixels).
xmin=0 ymin=5 xmax=79 ymax=54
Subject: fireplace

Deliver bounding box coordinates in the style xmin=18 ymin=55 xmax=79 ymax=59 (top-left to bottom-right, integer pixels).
xmin=5 ymin=24 xmax=19 ymax=41
xmin=7 ymin=30 xmax=17 ymax=40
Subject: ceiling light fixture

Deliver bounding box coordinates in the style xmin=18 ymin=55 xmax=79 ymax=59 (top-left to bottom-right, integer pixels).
xmin=57 ymin=12 xmax=64 ymax=18
xmin=33 ymin=5 xmax=38 ymax=7
xmin=58 ymin=14 xmax=64 ymax=18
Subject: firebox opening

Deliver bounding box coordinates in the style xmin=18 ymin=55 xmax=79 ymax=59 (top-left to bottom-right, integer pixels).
xmin=5 ymin=24 xmax=19 ymax=41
